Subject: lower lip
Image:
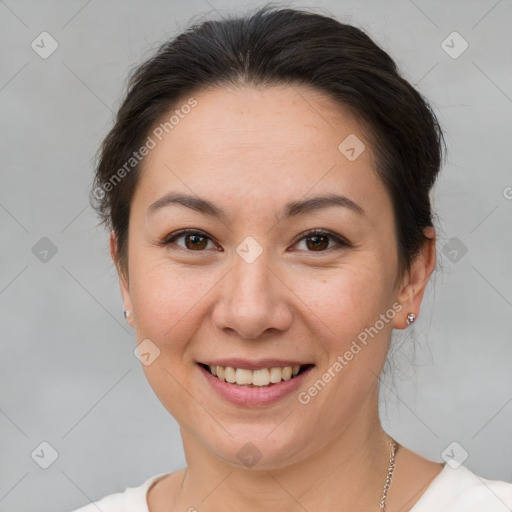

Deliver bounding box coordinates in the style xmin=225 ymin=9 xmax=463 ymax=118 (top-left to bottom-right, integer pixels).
xmin=198 ymin=364 xmax=313 ymax=407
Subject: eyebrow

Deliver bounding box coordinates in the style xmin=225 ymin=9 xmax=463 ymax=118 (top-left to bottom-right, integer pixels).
xmin=146 ymin=192 xmax=365 ymax=221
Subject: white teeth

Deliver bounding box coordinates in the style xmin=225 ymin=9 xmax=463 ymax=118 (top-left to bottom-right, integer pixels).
xmin=235 ymin=368 xmax=253 ymax=385
xmin=252 ymin=368 xmax=270 ymax=386
xmin=224 ymin=366 xmax=236 ymax=383
xmin=269 ymin=367 xmax=282 ymax=383
xmin=207 ymin=364 xmax=304 ymax=386
xmin=282 ymin=366 xmax=292 ymax=381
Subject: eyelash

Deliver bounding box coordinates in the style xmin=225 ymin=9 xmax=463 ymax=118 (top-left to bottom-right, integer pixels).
xmin=161 ymin=228 xmax=350 ymax=253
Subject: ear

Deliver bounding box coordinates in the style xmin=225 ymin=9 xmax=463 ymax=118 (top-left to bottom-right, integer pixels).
xmin=110 ymin=229 xmax=134 ymax=328
xmin=393 ymin=226 xmax=436 ymax=330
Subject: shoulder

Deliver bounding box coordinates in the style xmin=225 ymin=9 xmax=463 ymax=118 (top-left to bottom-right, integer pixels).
xmin=411 ymin=463 xmax=512 ymax=511
xmin=68 ymin=472 xmax=172 ymax=512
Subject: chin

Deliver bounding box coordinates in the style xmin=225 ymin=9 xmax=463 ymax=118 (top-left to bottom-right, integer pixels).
xmin=198 ymin=420 xmax=316 ymax=471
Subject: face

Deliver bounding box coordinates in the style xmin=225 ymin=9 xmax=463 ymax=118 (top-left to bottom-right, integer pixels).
xmin=113 ymin=84 xmax=419 ymax=469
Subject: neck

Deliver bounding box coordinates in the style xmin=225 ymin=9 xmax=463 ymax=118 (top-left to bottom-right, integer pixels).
xmin=174 ymin=388 xmax=394 ymax=511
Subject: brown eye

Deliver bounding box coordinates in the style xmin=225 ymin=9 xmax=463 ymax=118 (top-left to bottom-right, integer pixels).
xmin=182 ymin=233 xmax=208 ymax=250
xmin=164 ymin=230 xmax=216 ymax=251
xmin=294 ymin=229 xmax=348 ymax=252
xmin=305 ymin=234 xmax=330 ymax=251
xmin=163 ymin=229 xmax=348 ymax=253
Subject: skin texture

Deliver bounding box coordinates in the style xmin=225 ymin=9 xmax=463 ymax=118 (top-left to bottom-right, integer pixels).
xmin=110 ymin=84 xmax=443 ymax=511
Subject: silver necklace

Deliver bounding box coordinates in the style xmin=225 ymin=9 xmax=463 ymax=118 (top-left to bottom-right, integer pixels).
xmin=379 ymin=439 xmax=399 ymax=511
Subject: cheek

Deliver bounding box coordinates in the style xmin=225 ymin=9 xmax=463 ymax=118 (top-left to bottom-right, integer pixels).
xmin=129 ymin=261 xmax=211 ymax=420
xmin=300 ymin=262 xmax=394 ymax=339
xmin=131 ymin=266 xmax=209 ymax=346
xmin=298 ymin=268 xmax=396 ymax=400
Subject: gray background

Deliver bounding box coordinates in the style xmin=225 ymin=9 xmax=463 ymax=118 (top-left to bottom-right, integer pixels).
xmin=1 ymin=0 xmax=511 ymax=511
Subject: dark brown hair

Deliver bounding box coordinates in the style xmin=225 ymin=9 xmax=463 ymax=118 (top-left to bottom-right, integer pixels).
xmin=90 ymin=4 xmax=445 ymax=281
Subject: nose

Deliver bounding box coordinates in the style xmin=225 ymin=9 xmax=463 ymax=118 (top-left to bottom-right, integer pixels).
xmin=211 ymin=249 xmax=293 ymax=340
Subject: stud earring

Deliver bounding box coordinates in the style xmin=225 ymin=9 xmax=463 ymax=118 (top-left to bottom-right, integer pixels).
xmin=123 ymin=310 xmax=130 ymax=321
xmin=406 ymin=312 xmax=416 ymax=326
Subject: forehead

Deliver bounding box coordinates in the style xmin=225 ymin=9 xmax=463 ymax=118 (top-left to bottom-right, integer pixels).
xmin=132 ymin=84 xmax=391 ymax=225
xmin=160 ymin=84 xmax=366 ymax=160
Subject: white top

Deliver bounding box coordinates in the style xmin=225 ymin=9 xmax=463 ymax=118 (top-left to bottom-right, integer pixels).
xmin=70 ymin=463 xmax=512 ymax=511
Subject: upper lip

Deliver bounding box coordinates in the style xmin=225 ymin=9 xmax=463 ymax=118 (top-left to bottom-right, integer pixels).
xmin=199 ymin=359 xmax=313 ymax=371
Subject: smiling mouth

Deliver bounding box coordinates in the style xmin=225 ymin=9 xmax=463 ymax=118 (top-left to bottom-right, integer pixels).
xmin=199 ymin=363 xmax=314 ymax=387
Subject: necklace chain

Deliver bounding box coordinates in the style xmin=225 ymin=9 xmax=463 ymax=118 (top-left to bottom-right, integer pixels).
xmin=379 ymin=439 xmax=399 ymax=511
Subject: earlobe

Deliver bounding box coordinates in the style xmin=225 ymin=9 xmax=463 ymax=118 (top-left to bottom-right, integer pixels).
xmin=393 ymin=227 xmax=436 ymax=330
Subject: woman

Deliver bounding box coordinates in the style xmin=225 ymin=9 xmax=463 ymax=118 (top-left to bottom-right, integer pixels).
xmin=72 ymin=5 xmax=512 ymax=511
